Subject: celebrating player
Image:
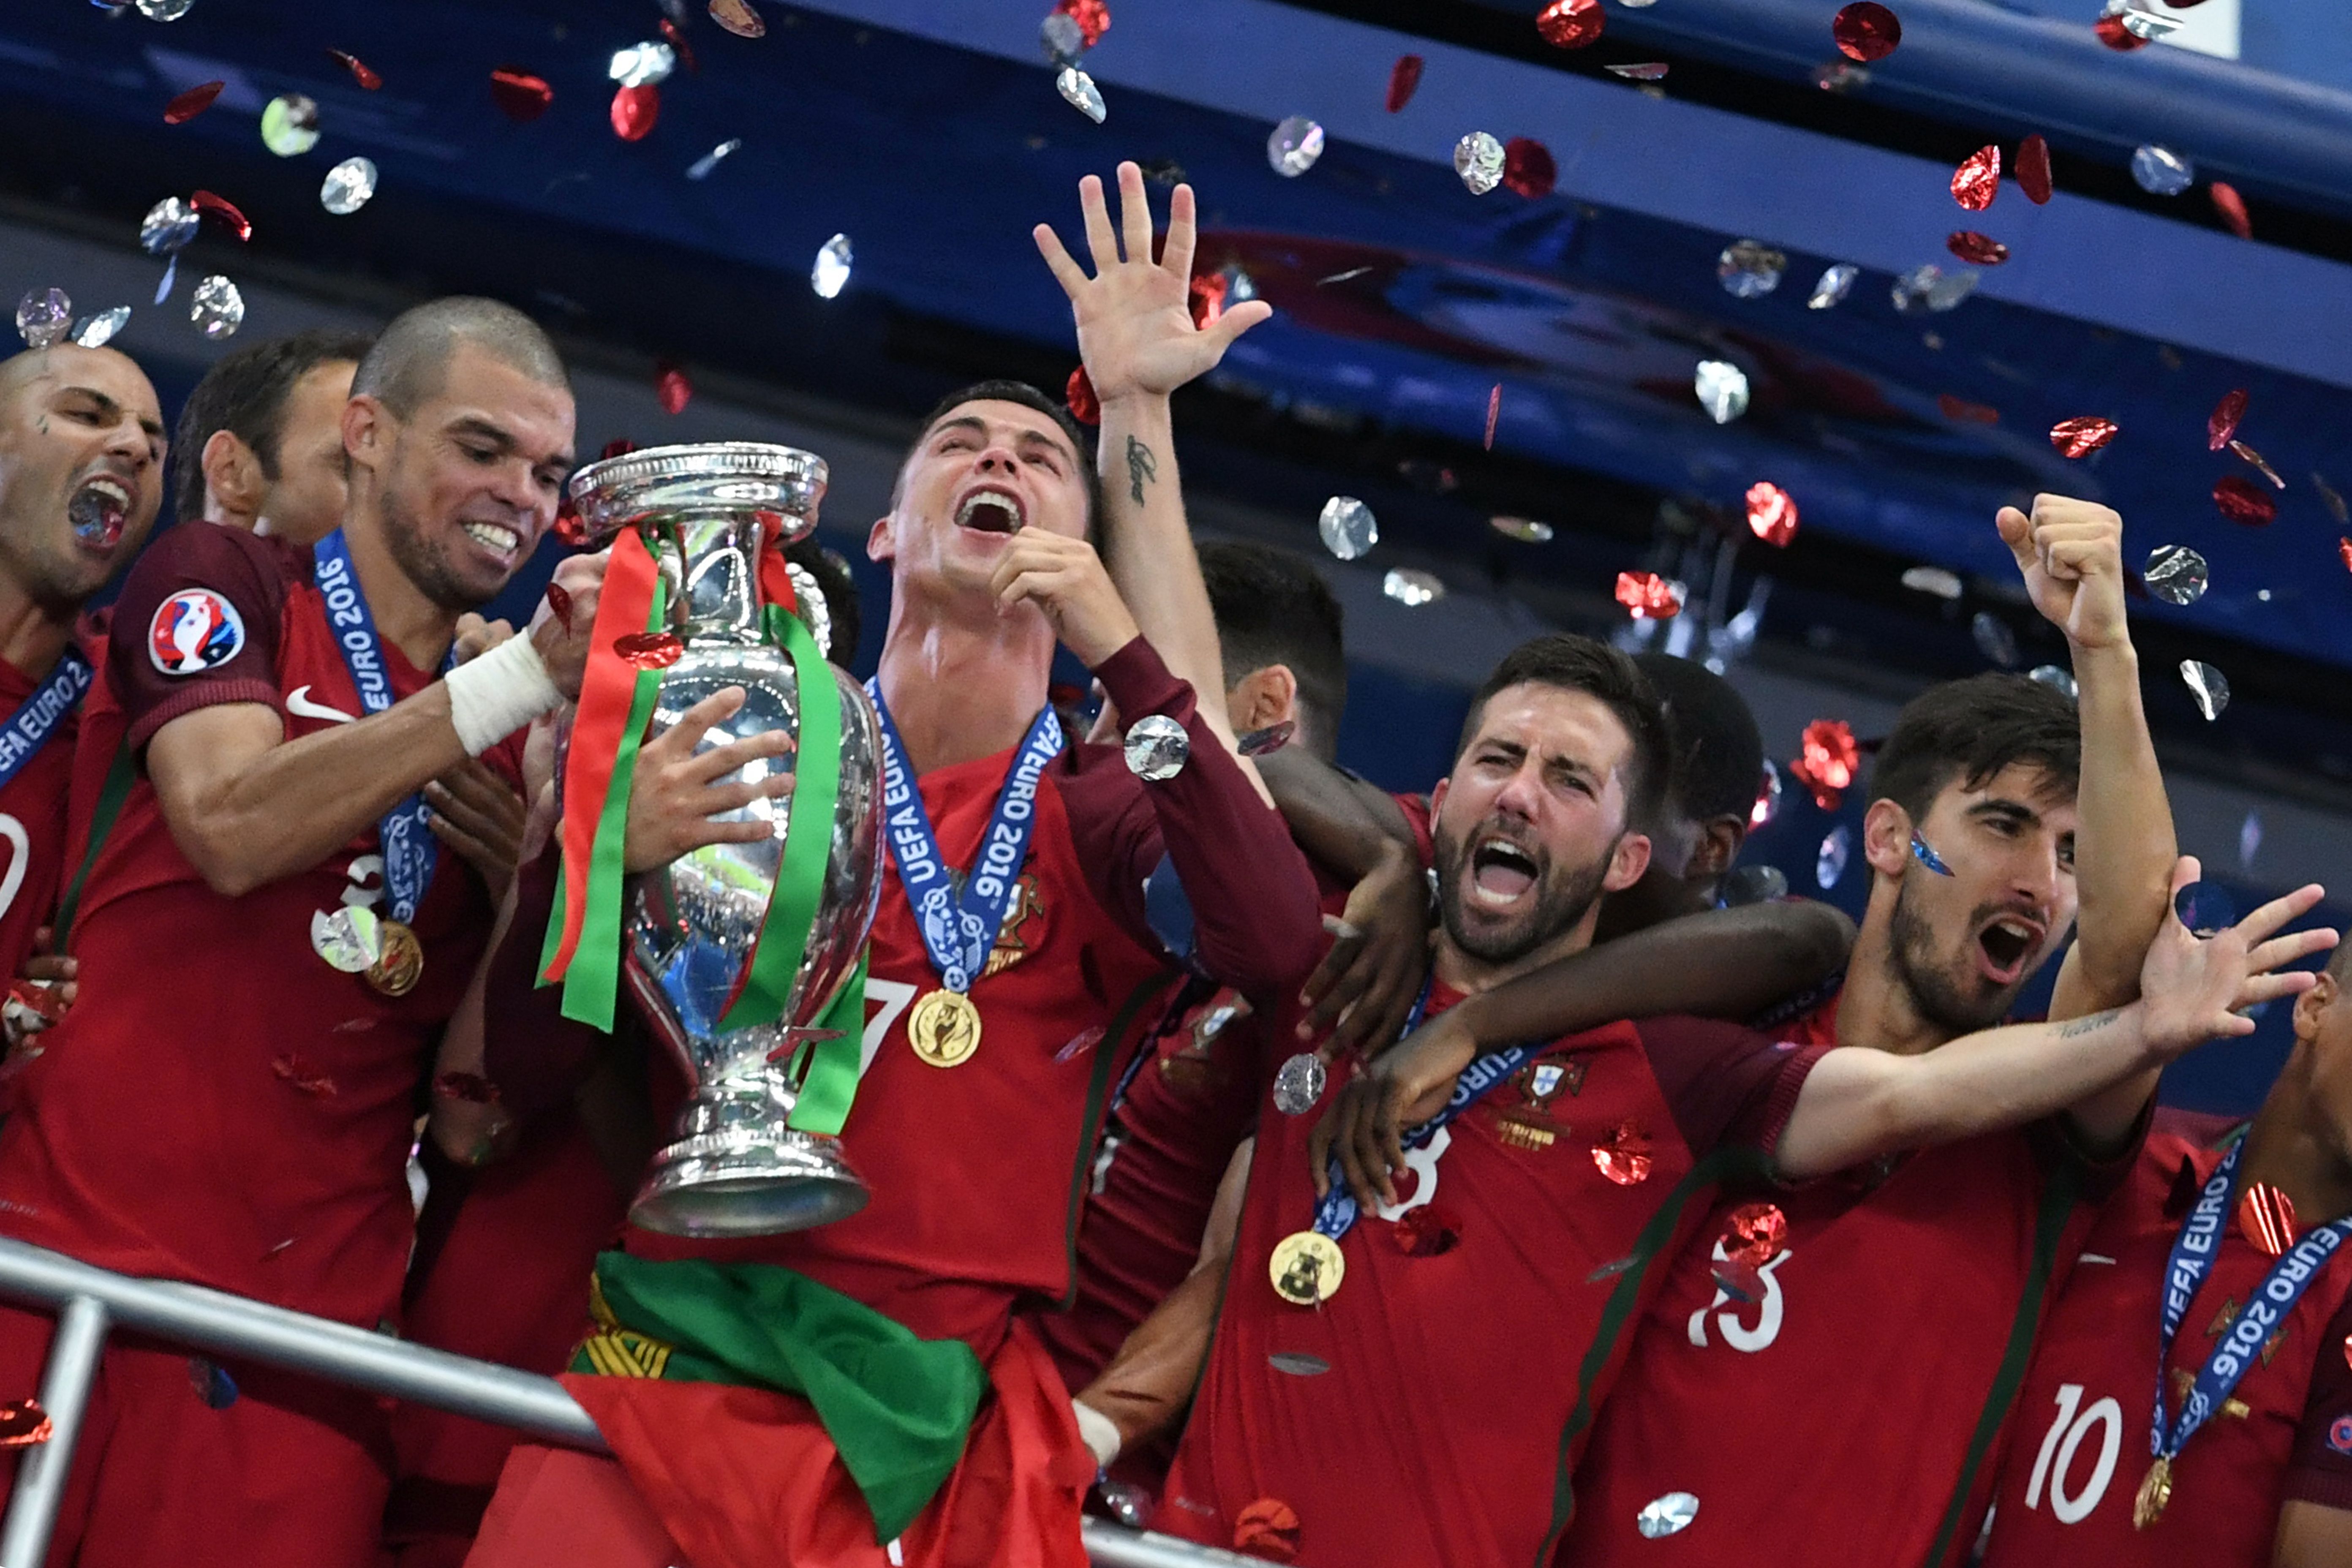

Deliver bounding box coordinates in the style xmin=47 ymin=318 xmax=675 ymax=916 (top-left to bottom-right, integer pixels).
xmin=1978 ymin=931 xmax=2352 ymax=1566
xmin=0 ymin=297 xmax=596 ymax=1565
xmin=175 ymin=327 xmax=373 ymax=544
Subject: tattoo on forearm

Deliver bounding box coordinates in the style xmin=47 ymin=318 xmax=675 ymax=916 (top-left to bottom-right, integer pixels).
xmin=1124 ymin=436 xmax=1157 ymax=505
xmin=2055 ymin=1009 xmax=2120 ymax=1038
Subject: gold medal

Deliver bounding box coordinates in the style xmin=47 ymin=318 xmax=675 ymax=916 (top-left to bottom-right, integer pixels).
xmin=1269 ymin=1230 xmax=1345 ymax=1306
xmin=2132 ymin=1456 xmax=2172 ymax=1531
xmin=906 ymin=988 xmax=981 ymax=1067
xmin=365 ymin=918 xmax=424 ymax=998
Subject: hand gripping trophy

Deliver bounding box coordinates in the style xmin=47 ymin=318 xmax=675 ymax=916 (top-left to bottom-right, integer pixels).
xmin=541 ymin=442 xmax=883 ymax=1237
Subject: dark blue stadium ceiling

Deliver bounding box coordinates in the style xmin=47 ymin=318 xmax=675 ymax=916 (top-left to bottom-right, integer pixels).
xmin=4 ymin=0 xmax=2350 ymax=692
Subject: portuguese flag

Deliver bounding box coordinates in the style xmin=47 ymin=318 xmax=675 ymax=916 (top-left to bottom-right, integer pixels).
xmin=471 ymin=1252 xmax=1092 ymax=1568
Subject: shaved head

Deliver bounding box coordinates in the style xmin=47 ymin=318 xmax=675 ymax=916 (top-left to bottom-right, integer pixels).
xmin=350 ymin=297 xmax=568 ymax=420
xmin=0 ymin=343 xmax=167 ymax=610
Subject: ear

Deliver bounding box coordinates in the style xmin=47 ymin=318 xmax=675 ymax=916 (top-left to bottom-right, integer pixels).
xmin=1603 ymin=830 xmax=1654 ymax=894
xmin=340 ymin=393 xmax=388 ymax=476
xmin=1860 ymin=797 xmax=1913 ymax=881
xmin=2294 ymin=971 xmax=2337 ymax=1043
xmin=198 ymin=429 xmax=263 ymax=522
xmin=1226 ymin=664 xmax=1298 ymax=736
xmin=1689 ymin=816 xmax=1746 ymax=881
xmin=866 ymin=513 xmax=896 ymax=565
xmin=1429 ymin=776 xmax=1449 ymax=819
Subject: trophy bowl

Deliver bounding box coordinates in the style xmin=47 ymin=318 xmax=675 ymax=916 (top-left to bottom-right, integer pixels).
xmin=566 ymin=442 xmax=884 ymax=1237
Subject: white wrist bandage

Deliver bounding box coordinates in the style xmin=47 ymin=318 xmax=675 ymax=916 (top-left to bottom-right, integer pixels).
xmin=444 ymin=634 xmax=561 ymax=756
xmin=1073 ymin=1399 xmax=1122 ymax=1468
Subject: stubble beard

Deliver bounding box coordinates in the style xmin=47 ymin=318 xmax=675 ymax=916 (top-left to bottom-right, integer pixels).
xmin=1434 ymin=819 xmax=1615 ymax=970
xmin=1886 ymin=875 xmax=2022 ymax=1038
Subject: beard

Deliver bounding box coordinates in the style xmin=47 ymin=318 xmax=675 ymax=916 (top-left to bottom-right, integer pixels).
xmin=1885 ymin=875 xmax=2029 ymax=1036
xmin=380 ymin=473 xmax=492 ymax=613
xmin=1433 ymin=814 xmax=1616 ymax=969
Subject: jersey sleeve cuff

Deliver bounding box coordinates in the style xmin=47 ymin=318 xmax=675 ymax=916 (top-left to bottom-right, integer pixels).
xmin=1092 ymin=635 xmax=1188 ymax=721
xmin=1756 ymin=1042 xmax=1836 ymax=1169
xmin=126 ymin=680 xmax=286 ymax=753
xmin=2281 ymin=1466 xmax=2352 ymax=1512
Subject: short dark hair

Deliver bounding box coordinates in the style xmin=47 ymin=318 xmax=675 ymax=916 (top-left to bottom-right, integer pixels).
xmin=171 ymin=328 xmax=374 ymax=522
xmin=1198 ymin=541 xmax=1346 ymax=757
xmin=1633 ymin=653 xmax=1764 ymax=826
xmin=1869 ymin=672 xmax=2081 ymax=822
xmin=1457 ymin=634 xmax=1670 ymax=830
xmin=350 ymin=297 xmax=568 ymax=420
xmin=909 ymin=380 xmax=1100 ymax=542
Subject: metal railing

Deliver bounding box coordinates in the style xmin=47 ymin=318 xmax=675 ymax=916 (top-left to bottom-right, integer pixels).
xmin=0 ymin=1238 xmax=1255 ymax=1568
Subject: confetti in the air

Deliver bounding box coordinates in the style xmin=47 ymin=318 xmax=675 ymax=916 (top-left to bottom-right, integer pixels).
xmin=1041 ymin=11 xmax=1086 ymax=65
xmin=1746 ymin=482 xmax=1797 ymax=546
xmin=611 ymin=84 xmax=660 ymax=142
xmin=1832 ymin=2 xmax=1903 ymax=62
xmin=15 ymin=289 xmax=70 ymax=351
xmin=72 ymin=307 xmax=130 ymax=349
xmin=1972 ymin=611 xmax=2020 ymax=668
xmin=2214 ymin=475 xmax=2277 ymax=526
xmin=610 ymin=42 xmax=678 ymax=89
xmin=1454 ymin=133 xmax=1505 ymax=195
xmin=1386 ymin=55 xmax=1423 ymax=112
xmin=2210 ymin=181 xmax=2252 ymax=240
xmin=656 ymin=364 xmax=692 ymax=416
xmin=1124 ymin=714 xmax=1190 ymax=781
xmin=686 ymin=139 xmax=742 ymax=180
xmin=1535 ymin=0 xmax=1604 ymax=49
xmin=2050 ymin=416 xmax=2119 ymax=458
xmin=2180 ymin=659 xmax=2230 ymax=721
xmin=1607 ymin=62 xmax=1670 ymax=81
xmin=492 ymin=68 xmax=555 ymax=122
xmin=2016 ymin=135 xmax=2053 ymax=204
xmin=1318 ymin=495 xmax=1377 ymax=560
xmin=1502 ymin=138 xmax=1557 ymax=198
xmin=1383 ymin=569 xmax=1444 ymax=607
xmin=1790 ymin=718 xmax=1859 ymax=811
xmin=328 ymin=49 xmax=382 ymax=89
xmin=1937 ymin=394 xmax=1998 ymax=425
xmin=163 ymin=80 xmax=223 ymax=124
xmin=321 ymin=158 xmax=377 ymax=215
xmin=1808 ymin=264 xmax=1858 ymax=310
xmin=812 ymin=234 xmax=853 ymax=299
xmin=1891 ymin=264 xmax=1979 ymax=313
xmin=2317 ymin=474 xmax=2350 ymax=526
xmin=2208 ymin=388 xmax=2248 ymax=452
xmin=1750 ymin=762 xmax=1783 ymax=830
xmin=1718 ymin=242 xmax=1786 ymax=299
xmin=1055 ymin=0 xmax=1111 ymax=49
xmin=261 ymin=94 xmax=321 ymax=156
xmin=1614 ymin=572 xmax=1685 ymax=620
xmin=1693 ymin=362 xmax=1748 ymax=425
xmin=190 ymin=274 xmax=244 ymax=340
xmin=1064 ymin=366 xmax=1099 ymax=426
xmin=2231 ymin=440 xmax=2286 ymax=490
xmin=1483 ymin=382 xmax=1502 ymax=449
xmin=2132 ymin=145 xmax=2194 ymax=197
xmin=2142 ymin=545 xmax=2209 ymax=606
xmin=1902 ymin=565 xmax=1963 ymax=600
xmin=659 ymin=19 xmax=699 ymax=75
xmin=1268 ymin=116 xmax=1326 ymax=177
xmin=709 ymin=0 xmax=765 ymax=38
xmin=1491 ymin=515 xmax=1553 ymax=543
xmin=614 ymin=632 xmax=687 ymax=670
xmin=1057 ymin=66 xmax=1107 ymax=123
xmin=1946 ymin=231 xmax=2009 ymax=267
xmin=190 ymin=189 xmax=250 ymax=242
xmin=1951 ymin=147 xmax=2000 ymax=212
xmin=140 ymin=196 xmax=198 ymax=256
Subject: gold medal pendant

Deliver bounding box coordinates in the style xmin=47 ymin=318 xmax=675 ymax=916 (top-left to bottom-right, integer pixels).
xmin=907 ymin=988 xmax=982 ymax=1067
xmin=1269 ymin=1230 xmax=1345 ymax=1306
xmin=2132 ymin=1456 xmax=2173 ymax=1531
xmin=366 ymin=918 xmax=424 ymax=998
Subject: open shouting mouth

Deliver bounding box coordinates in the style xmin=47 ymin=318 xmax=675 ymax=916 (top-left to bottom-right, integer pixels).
xmin=954 ymin=485 xmax=1026 ymax=536
xmin=67 ymin=474 xmax=133 ymax=549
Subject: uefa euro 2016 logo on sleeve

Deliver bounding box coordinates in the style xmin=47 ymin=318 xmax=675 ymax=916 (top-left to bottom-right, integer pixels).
xmin=147 ymin=588 xmax=246 ymax=677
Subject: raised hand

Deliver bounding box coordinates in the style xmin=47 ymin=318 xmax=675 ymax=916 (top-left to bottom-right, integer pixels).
xmin=2138 ymin=856 xmax=2334 ymax=1059
xmin=528 ymin=549 xmax=609 ymax=701
xmin=1032 ymin=161 xmax=1274 ymax=406
xmin=623 ymin=687 xmax=795 ymax=874
xmin=1995 ymin=494 xmax=2129 ymax=651
xmin=1295 ymin=842 xmax=1434 ymax=1056
xmin=1308 ymin=1005 xmax=1477 ymax=1211
xmin=425 ymin=760 xmax=530 ymax=897
xmin=986 ymin=529 xmax=1141 ymax=667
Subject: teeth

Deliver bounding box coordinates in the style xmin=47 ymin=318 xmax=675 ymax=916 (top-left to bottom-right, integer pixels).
xmin=955 ymin=490 xmax=1023 ymax=531
xmin=83 ymin=479 xmax=129 ymax=507
xmin=1993 ymin=920 xmax=2034 ymax=939
xmin=461 ymin=521 xmax=519 ymax=554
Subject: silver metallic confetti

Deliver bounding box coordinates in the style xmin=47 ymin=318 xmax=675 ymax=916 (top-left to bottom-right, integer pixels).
xmin=1454 ymin=132 xmax=1505 ymax=195
xmin=1271 ymin=1053 xmax=1326 ymax=1116
xmin=189 ymin=275 xmax=243 ymax=340
xmin=2230 ymin=439 xmax=2286 ymax=490
xmin=1718 ymin=865 xmax=1788 ymax=907
xmin=2142 ymin=544 xmax=2209 ymax=606
xmin=1636 ymin=1493 xmax=1701 ymax=1540
xmin=71 ymin=307 xmax=130 ymax=349
xmin=1040 ymin=11 xmax=1086 ymax=66
xmin=1268 ymin=116 xmax=1326 ymax=177
xmin=1237 ymin=719 xmax=1295 ymax=757
xmin=1716 ymin=241 xmax=1786 ymax=299
xmin=1318 ymin=495 xmax=1377 ymax=560
xmin=2132 ymin=145 xmax=2194 ymax=197
xmin=1382 ymin=568 xmax=1444 ymax=607
xmin=1901 ymin=565 xmax=1963 ymax=600
xmin=2117 ymin=1 xmax=2184 ymax=41
xmin=320 ymin=157 xmax=378 ymax=215
xmin=1491 ymin=515 xmax=1553 ymax=543
xmin=1056 ymin=66 xmax=1106 ymax=123
xmin=2027 ymin=664 xmax=2077 ymax=700
xmin=1606 ymin=62 xmax=1670 ymax=80
xmin=1693 ymin=360 xmax=1749 ymax=424
xmin=2239 ymin=810 xmax=2262 ymax=871
xmin=134 ymin=0 xmax=195 ymax=18
xmin=1892 ymin=264 xmax=1980 ymax=313
xmin=686 ymin=138 xmax=743 ymax=180
xmin=153 ymin=255 xmax=179 ymax=306
xmin=812 ymin=234 xmax=852 ymax=299
xmin=310 ymin=906 xmax=381 ymax=973
xmin=1808 ymin=263 xmax=1858 ymax=310
xmin=2180 ymin=660 xmax=2228 ymax=721
xmin=1817 ymin=825 xmax=1849 ymax=890
xmin=260 ymin=93 xmax=320 ymax=157
xmin=1971 ymin=611 xmax=2019 ymax=668
xmin=608 ymin=41 xmax=677 ymax=88
xmin=1123 ymin=714 xmax=1190 ymax=781
xmin=14 ymin=289 xmax=70 ymax=351
xmin=2314 ymin=473 xmax=2349 ymax=527
xmin=1268 ymin=1352 xmax=1331 ymax=1377
xmin=139 ymin=196 xmax=199 ymax=256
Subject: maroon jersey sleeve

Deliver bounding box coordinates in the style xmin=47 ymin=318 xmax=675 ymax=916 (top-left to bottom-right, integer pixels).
xmin=1059 ymin=635 xmax=1323 ymax=1004
xmin=1635 ymin=1014 xmax=1831 ymax=1159
xmin=1394 ymin=790 xmax=1435 ymax=868
xmin=107 ymin=522 xmax=291 ymax=752
xmin=2285 ymin=1286 xmax=2352 ymax=1511
xmin=479 ymin=842 xmax=606 ymax=1123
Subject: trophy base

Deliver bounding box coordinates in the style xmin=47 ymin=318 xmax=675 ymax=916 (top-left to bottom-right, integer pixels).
xmin=628 ymin=1128 xmax=870 ymax=1238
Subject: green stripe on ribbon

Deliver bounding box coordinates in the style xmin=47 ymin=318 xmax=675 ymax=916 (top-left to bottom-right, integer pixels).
xmin=784 ymin=952 xmax=866 ymax=1138
xmin=53 ymin=742 xmax=137 ymax=955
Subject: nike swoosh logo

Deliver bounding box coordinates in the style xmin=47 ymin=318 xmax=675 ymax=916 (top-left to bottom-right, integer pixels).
xmin=286 ymin=685 xmax=357 ymax=724
xmin=2077 ymin=1253 xmax=2118 ymax=1266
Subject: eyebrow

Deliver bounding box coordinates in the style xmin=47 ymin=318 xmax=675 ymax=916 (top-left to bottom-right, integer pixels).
xmin=449 ymin=414 xmax=574 ymax=471
xmin=930 ymin=414 xmax=1079 ymax=471
xmin=1477 ymin=736 xmax=1602 ymax=785
xmin=58 ymin=385 xmax=165 ymax=442
xmin=1968 ymin=799 xmax=2042 ymax=829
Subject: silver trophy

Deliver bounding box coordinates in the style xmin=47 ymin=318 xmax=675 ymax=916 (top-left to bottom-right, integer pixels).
xmin=566 ymin=442 xmax=884 ymax=1238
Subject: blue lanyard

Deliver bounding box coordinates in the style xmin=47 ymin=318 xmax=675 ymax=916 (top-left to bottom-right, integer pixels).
xmin=2150 ymin=1139 xmax=2352 ymax=1469
xmin=0 ymin=649 xmax=91 ymax=793
xmin=313 ymin=531 xmax=443 ymax=924
xmin=1308 ymin=978 xmax=1542 ymax=1242
xmin=866 ymin=680 xmax=1063 ymax=993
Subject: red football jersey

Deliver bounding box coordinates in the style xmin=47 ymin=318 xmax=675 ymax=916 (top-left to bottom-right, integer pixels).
xmin=623 ymin=639 xmax=1324 ymax=1360
xmin=0 ymin=523 xmax=516 ymax=1328
xmin=1980 ymin=1110 xmax=2352 ymax=1566
xmin=0 ymin=641 xmax=93 ymax=985
xmin=1559 ymin=994 xmax=2123 ymax=1568
xmin=1157 ymin=992 xmax=1826 ymax=1568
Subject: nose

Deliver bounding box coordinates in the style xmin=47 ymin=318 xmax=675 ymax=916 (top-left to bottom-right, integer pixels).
xmin=972 ymin=441 xmax=1020 ymax=477
xmin=2008 ymin=835 xmax=2063 ymax=912
xmin=484 ymin=455 xmax=542 ymax=516
xmin=103 ymin=416 xmax=153 ymax=472
xmin=1489 ymin=757 xmax=1546 ymax=822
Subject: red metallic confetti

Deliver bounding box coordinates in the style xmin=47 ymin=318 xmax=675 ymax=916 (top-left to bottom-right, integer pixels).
xmin=2215 ymin=475 xmax=2278 ymax=527
xmin=2344 ymin=1331 xmax=2352 ymax=1371
xmin=2208 ymin=387 xmax=2248 ymax=451
xmin=1233 ymin=1499 xmax=1301 ymax=1564
xmin=1712 ymin=1254 xmax=1768 ymax=1305
xmin=433 ymin=1071 xmax=501 ymax=1104
xmin=1614 ymin=572 xmax=1684 ymax=620
xmin=545 ymin=581 xmax=576 ymax=632
xmin=2210 ymin=181 xmax=2251 ymax=240
xmin=189 ymin=190 xmax=252 ymax=242
xmin=1065 ymin=366 xmax=1100 ymax=426
xmin=709 ymin=0 xmax=766 ymax=38
xmin=1591 ymin=1122 xmax=1653 ymax=1185
xmin=1535 ymin=0 xmax=1604 ymax=49
xmin=490 ymin=68 xmax=554 ymax=123
xmin=1055 ymin=0 xmax=1112 ymax=49
xmin=2093 ymin=14 xmax=2149 ymax=50
xmin=1937 ymin=394 xmax=2000 ymax=425
xmin=1502 ymin=137 xmax=1557 ymax=199
xmin=1386 ymin=54 xmax=1424 ymax=113
xmin=2050 ymin=416 xmax=2120 ymax=459
xmin=272 ymin=1053 xmax=338 ymax=1097
xmin=1391 ymin=1202 xmax=1462 ymax=1256
xmin=329 ymin=49 xmax=384 ymax=90
xmin=1723 ymin=1202 xmax=1787 ymax=1266
xmin=601 ymin=438 xmax=640 ymax=461
xmin=2231 ymin=439 xmax=2285 ymax=490
xmin=1832 ymin=2 xmax=1903 ymax=62
xmin=1188 ymin=270 xmax=1228 ymax=329
xmin=2239 ymin=1182 xmax=2297 ymax=1257
xmin=0 ymin=1400 xmax=51 ymax=1448
xmin=1946 ymin=230 xmax=2010 ymax=266
xmin=5 ymin=978 xmax=62 ymax=1026
xmin=611 ymin=84 xmax=660 ymax=142
xmin=164 ymin=81 xmax=224 ymax=125
xmin=1746 ymin=482 xmax=1798 ymax=547
xmin=614 ymin=632 xmax=686 ymax=669
xmin=1484 ymin=383 xmax=1501 ymax=450
xmin=660 ymin=19 xmax=700 ymax=74
xmin=1789 ymin=718 xmax=1859 ymax=811
xmin=2339 ymin=538 xmax=2352 ymax=574
xmin=2016 ymin=134 xmax=2053 ymax=204
xmin=1951 ymin=146 xmax=2000 ymax=212
xmin=656 ymin=364 xmax=693 ymax=416
xmin=553 ymin=497 xmax=589 ymax=547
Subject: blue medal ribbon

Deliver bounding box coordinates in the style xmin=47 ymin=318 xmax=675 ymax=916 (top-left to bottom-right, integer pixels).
xmin=866 ymin=680 xmax=1063 ymax=993
xmin=2149 ymin=1138 xmax=2352 ymax=1475
xmin=0 ymin=648 xmax=91 ymax=794
xmin=313 ymin=531 xmax=444 ymax=923
xmin=1310 ymin=978 xmax=1544 ymax=1241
